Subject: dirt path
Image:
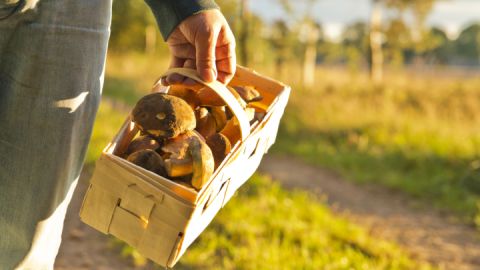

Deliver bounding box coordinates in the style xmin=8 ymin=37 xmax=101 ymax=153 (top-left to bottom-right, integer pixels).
xmin=259 ymin=155 xmax=480 ymax=270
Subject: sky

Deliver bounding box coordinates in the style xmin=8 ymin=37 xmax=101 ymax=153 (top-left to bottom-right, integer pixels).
xmin=249 ymin=0 xmax=480 ymax=41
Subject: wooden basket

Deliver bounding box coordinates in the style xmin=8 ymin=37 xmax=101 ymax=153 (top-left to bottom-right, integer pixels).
xmin=79 ymin=66 xmax=290 ymax=268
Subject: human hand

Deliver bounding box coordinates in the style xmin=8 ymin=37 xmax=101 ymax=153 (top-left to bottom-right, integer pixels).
xmin=162 ymin=9 xmax=236 ymax=86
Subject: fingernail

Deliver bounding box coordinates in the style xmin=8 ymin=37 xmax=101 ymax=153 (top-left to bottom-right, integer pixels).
xmin=160 ymin=77 xmax=168 ymax=86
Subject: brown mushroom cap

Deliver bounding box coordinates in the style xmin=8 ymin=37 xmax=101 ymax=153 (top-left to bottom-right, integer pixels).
xmin=167 ymin=85 xmax=200 ymax=110
xmin=206 ymin=133 xmax=232 ymax=169
xmin=131 ymin=93 xmax=196 ymax=139
xmin=220 ymin=117 xmax=241 ymax=145
xmin=195 ymin=108 xmax=217 ymax=139
xmin=232 ymin=86 xmax=263 ymax=103
xmin=196 ymin=87 xmax=226 ymax=106
xmin=126 ymin=135 xmax=160 ymax=155
xmin=127 ymin=149 xmax=167 ymax=177
xmin=209 ymin=106 xmax=227 ymax=132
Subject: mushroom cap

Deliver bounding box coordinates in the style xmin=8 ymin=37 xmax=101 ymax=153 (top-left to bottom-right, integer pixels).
xmin=132 ymin=93 xmax=196 ymax=139
xmin=195 ymin=108 xmax=217 ymax=139
xmin=167 ymin=85 xmax=200 ymax=110
xmin=126 ymin=135 xmax=160 ymax=155
xmin=127 ymin=149 xmax=167 ymax=177
xmin=196 ymin=87 xmax=226 ymax=106
xmin=209 ymin=106 xmax=227 ymax=132
xmin=206 ymin=133 xmax=232 ymax=169
xmin=232 ymin=86 xmax=263 ymax=103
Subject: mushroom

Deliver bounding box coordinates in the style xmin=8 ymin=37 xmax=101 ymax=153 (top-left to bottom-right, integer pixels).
xmin=196 ymin=87 xmax=226 ymax=106
xmin=127 ymin=149 xmax=167 ymax=177
xmin=206 ymin=133 xmax=232 ymax=169
xmin=126 ymin=135 xmax=160 ymax=155
xmin=209 ymin=106 xmax=227 ymax=132
xmin=219 ymin=117 xmax=241 ymax=145
xmin=219 ymin=107 xmax=254 ymax=145
xmin=195 ymin=107 xmax=217 ymax=139
xmin=227 ymin=86 xmax=248 ymax=109
xmin=162 ymin=131 xmax=214 ymax=190
xmin=167 ymin=85 xmax=199 ymax=110
xmin=232 ymin=86 xmax=263 ymax=103
xmin=131 ymin=93 xmax=196 ymax=139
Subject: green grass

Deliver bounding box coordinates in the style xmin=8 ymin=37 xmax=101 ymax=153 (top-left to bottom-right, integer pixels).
xmin=272 ymin=68 xmax=480 ymax=224
xmin=115 ymin=175 xmax=431 ymax=270
xmin=176 ymin=175 xmax=431 ymax=270
xmin=85 ymin=100 xmax=127 ymax=164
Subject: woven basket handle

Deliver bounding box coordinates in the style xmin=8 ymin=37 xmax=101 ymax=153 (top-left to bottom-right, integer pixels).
xmin=160 ymin=68 xmax=251 ymax=142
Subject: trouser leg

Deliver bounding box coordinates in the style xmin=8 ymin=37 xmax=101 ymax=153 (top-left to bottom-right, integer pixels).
xmin=0 ymin=0 xmax=112 ymax=269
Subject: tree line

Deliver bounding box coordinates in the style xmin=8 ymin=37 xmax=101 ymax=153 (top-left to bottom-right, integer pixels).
xmin=109 ymin=0 xmax=480 ymax=85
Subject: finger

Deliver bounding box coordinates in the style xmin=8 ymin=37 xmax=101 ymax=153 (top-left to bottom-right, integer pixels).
xmin=215 ymin=26 xmax=236 ymax=84
xmin=215 ymin=43 xmax=235 ymax=60
xmin=170 ymin=43 xmax=196 ymax=60
xmin=195 ymin=27 xmax=220 ymax=82
xmin=216 ymin=57 xmax=236 ymax=84
xmin=183 ymin=59 xmax=198 ymax=86
xmin=184 ymin=58 xmax=196 ymax=69
xmin=217 ymin=71 xmax=234 ymax=84
xmin=166 ymin=57 xmax=186 ymax=85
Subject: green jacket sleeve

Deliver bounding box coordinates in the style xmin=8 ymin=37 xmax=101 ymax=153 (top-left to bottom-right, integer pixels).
xmin=144 ymin=0 xmax=219 ymax=40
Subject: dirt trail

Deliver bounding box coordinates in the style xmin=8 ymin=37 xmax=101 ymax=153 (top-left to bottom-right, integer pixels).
xmin=259 ymin=155 xmax=480 ymax=270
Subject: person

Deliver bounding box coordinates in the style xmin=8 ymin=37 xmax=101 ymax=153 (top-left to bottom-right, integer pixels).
xmin=0 ymin=0 xmax=235 ymax=269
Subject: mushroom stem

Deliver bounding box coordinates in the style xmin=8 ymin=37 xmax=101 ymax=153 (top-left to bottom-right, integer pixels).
xmin=164 ymin=157 xmax=194 ymax=177
xmin=189 ymin=136 xmax=215 ymax=190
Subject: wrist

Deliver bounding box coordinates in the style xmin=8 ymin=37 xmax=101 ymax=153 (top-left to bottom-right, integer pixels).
xmin=145 ymin=0 xmax=219 ymax=40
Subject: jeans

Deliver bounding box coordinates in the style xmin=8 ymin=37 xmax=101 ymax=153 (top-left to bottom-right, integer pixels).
xmin=0 ymin=0 xmax=111 ymax=268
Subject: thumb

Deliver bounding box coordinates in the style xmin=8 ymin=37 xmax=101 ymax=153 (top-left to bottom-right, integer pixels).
xmin=195 ymin=28 xmax=219 ymax=82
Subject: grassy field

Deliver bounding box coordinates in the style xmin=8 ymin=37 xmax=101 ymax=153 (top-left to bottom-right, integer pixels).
xmin=272 ymin=67 xmax=480 ymax=225
xmin=82 ymin=54 xmax=437 ymax=269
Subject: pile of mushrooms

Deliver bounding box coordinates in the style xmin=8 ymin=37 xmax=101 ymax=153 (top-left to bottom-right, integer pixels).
xmin=123 ymin=84 xmax=265 ymax=191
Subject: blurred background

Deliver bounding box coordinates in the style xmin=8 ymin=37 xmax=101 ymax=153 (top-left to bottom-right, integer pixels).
xmin=55 ymin=0 xmax=480 ymax=269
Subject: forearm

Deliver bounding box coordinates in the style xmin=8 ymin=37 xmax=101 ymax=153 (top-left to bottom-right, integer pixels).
xmin=144 ymin=0 xmax=219 ymax=40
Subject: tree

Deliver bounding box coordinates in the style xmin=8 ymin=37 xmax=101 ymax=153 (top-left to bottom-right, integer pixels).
xmin=110 ymin=0 xmax=158 ymax=52
xmin=342 ymin=22 xmax=369 ymax=72
xmin=298 ymin=19 xmax=322 ymax=87
xmin=278 ymin=0 xmax=321 ymax=88
xmin=384 ymin=0 xmax=436 ymax=57
xmin=383 ymin=18 xmax=411 ymax=67
xmin=238 ymin=0 xmax=250 ymax=66
xmin=369 ymin=0 xmax=384 ymax=85
xmin=367 ymin=0 xmax=437 ymax=83
xmin=423 ymin=27 xmax=453 ymax=65
xmin=269 ymin=20 xmax=294 ymax=77
xmin=455 ymin=24 xmax=480 ymax=65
